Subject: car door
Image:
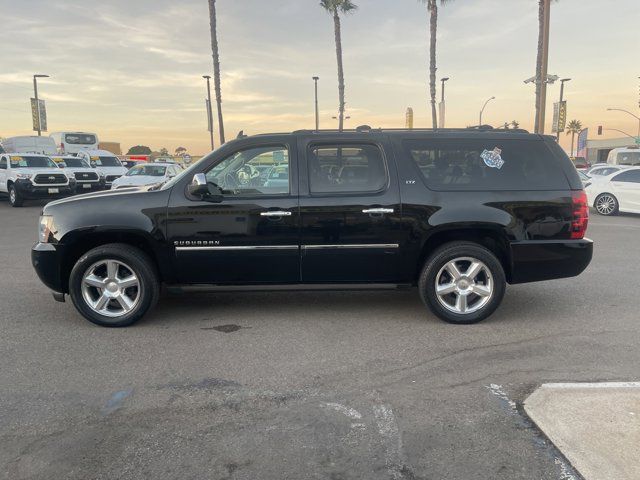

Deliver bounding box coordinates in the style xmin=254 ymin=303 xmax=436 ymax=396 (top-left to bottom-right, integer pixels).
xmin=166 ymin=138 xmax=300 ymax=284
xmin=298 ymin=135 xmax=404 ymax=283
xmin=0 ymin=156 xmax=7 ymax=192
xmin=611 ymin=170 xmax=640 ymax=212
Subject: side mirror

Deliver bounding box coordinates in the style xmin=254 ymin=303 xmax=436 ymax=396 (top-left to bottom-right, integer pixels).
xmin=188 ymin=173 xmax=223 ymax=202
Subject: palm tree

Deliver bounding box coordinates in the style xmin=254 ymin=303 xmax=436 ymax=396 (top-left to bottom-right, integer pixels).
xmin=511 ymin=120 xmax=520 ymax=129
xmin=566 ymin=120 xmax=582 ymax=157
xmin=419 ymin=0 xmax=451 ymax=129
xmin=207 ymin=0 xmax=225 ymax=144
xmin=320 ymin=0 xmax=357 ymax=132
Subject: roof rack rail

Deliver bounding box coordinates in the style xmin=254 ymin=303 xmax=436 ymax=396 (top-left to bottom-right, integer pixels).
xmin=290 ymin=126 xmax=530 ymax=134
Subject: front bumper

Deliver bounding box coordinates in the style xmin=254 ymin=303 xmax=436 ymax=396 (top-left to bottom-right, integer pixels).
xmin=509 ymin=238 xmax=593 ymax=284
xmin=16 ymin=179 xmax=74 ymax=199
xmin=74 ymin=180 xmax=105 ymax=192
xmin=32 ymin=242 xmax=65 ymax=293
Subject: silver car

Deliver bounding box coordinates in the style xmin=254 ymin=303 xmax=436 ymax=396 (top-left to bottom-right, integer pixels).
xmin=110 ymin=162 xmax=181 ymax=190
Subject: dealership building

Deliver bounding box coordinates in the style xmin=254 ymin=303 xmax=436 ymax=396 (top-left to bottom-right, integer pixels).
xmin=584 ymin=137 xmax=637 ymax=164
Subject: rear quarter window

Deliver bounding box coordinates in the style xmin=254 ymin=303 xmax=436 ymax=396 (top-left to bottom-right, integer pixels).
xmin=403 ymin=138 xmax=569 ymax=191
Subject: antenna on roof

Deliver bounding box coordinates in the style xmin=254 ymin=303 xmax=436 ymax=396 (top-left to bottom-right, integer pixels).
xmin=236 ymin=130 xmax=247 ymax=139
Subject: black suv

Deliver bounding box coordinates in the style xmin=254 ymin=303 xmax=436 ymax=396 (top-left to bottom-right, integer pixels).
xmin=32 ymin=127 xmax=592 ymax=327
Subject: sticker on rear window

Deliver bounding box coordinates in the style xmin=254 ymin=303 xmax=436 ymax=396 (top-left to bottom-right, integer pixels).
xmin=481 ymin=147 xmax=504 ymax=169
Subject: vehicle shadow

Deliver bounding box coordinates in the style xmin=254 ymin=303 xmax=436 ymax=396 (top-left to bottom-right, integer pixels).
xmin=140 ymin=284 xmax=572 ymax=328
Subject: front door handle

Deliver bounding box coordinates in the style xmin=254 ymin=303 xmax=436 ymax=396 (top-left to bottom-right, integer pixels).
xmin=260 ymin=211 xmax=292 ymax=217
xmin=362 ymin=208 xmax=394 ymax=214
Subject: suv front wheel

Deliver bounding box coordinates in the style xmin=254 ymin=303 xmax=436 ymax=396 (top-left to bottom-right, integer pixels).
xmin=419 ymin=242 xmax=506 ymax=324
xmin=69 ymin=243 xmax=160 ymax=327
xmin=8 ymin=184 xmax=24 ymax=207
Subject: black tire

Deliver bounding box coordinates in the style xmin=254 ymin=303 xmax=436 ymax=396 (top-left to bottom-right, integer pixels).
xmin=594 ymin=193 xmax=618 ymax=216
xmin=69 ymin=243 xmax=160 ymax=327
xmin=418 ymin=241 xmax=506 ymax=325
xmin=8 ymin=184 xmax=23 ymax=207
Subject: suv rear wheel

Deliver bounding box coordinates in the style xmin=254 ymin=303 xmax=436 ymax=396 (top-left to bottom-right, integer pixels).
xmin=419 ymin=242 xmax=506 ymax=324
xmin=69 ymin=243 xmax=159 ymax=327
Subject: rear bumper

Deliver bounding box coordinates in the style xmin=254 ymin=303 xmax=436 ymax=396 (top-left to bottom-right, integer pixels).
xmin=509 ymin=238 xmax=593 ymax=284
xmin=31 ymin=242 xmax=65 ymax=293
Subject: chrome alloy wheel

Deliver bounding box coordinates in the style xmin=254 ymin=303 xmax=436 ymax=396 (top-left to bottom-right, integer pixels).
xmin=81 ymin=259 xmax=141 ymax=317
xmin=434 ymin=257 xmax=493 ymax=314
xmin=595 ymin=194 xmax=616 ymax=215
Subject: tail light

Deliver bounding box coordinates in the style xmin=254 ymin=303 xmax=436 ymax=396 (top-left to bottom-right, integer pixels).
xmin=570 ymin=190 xmax=589 ymax=239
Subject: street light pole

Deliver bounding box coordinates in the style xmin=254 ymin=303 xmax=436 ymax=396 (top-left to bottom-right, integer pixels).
xmin=479 ymin=96 xmax=495 ymax=126
xmin=203 ymin=75 xmax=214 ymax=151
xmin=312 ymin=76 xmax=320 ymax=131
xmin=556 ymin=77 xmax=571 ymax=141
xmin=33 ymin=74 xmax=49 ymax=136
xmin=606 ymin=108 xmax=640 ymax=140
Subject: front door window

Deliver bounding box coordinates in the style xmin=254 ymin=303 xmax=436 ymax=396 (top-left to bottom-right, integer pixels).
xmin=205 ymin=146 xmax=290 ymax=196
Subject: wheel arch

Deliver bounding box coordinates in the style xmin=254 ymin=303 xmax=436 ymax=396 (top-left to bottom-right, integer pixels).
xmin=415 ymin=225 xmax=512 ymax=283
xmin=59 ymin=229 xmax=167 ymax=293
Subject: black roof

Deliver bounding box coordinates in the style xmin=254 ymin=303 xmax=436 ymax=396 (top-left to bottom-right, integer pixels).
xmin=244 ymin=125 xmax=531 ymax=139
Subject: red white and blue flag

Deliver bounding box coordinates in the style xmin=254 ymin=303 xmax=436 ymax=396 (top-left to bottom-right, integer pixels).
xmin=577 ymin=128 xmax=588 ymax=158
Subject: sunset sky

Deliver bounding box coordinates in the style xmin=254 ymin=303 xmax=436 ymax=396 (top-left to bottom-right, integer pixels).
xmin=1 ymin=0 xmax=638 ymax=155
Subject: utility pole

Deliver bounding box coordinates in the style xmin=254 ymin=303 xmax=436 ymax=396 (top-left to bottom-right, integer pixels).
xmin=556 ymin=78 xmax=571 ymax=141
xmin=203 ymin=75 xmax=214 ymax=151
xmin=536 ymin=0 xmax=551 ymax=134
xmin=312 ymin=76 xmax=320 ymax=131
xmin=33 ymin=74 xmax=49 ymax=136
xmin=439 ymin=77 xmax=449 ymax=128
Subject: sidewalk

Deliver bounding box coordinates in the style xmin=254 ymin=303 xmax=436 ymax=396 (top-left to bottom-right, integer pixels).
xmin=525 ymin=382 xmax=640 ymax=480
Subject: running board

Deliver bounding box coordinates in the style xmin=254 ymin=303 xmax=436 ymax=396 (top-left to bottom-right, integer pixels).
xmin=166 ymin=283 xmax=413 ymax=294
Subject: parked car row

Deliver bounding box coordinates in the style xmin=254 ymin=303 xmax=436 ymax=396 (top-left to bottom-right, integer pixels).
xmin=0 ymin=150 xmax=185 ymax=206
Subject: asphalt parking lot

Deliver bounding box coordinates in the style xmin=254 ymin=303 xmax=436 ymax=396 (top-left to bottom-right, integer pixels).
xmin=1 ymin=199 xmax=639 ymax=480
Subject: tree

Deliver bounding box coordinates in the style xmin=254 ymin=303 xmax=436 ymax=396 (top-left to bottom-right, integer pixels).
xmin=159 ymin=147 xmax=169 ymax=157
xmin=566 ymin=119 xmax=582 ymax=157
xmin=320 ymin=0 xmax=357 ymax=132
xmin=207 ymin=0 xmax=225 ymax=144
xmin=175 ymin=146 xmax=187 ymax=156
xmin=419 ymin=0 xmax=451 ymax=129
xmin=511 ymin=120 xmax=520 ymax=129
xmin=127 ymin=145 xmax=152 ymax=155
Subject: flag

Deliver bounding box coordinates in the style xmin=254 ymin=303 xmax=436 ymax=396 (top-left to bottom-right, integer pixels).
xmin=577 ymin=128 xmax=588 ymax=158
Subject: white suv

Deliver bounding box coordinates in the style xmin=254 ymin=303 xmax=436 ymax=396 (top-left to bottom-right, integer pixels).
xmin=0 ymin=154 xmax=75 ymax=207
xmin=76 ymin=150 xmax=127 ymax=187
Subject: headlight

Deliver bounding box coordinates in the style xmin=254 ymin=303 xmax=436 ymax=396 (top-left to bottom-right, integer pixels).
xmin=16 ymin=173 xmax=32 ymax=180
xmin=38 ymin=215 xmax=55 ymax=243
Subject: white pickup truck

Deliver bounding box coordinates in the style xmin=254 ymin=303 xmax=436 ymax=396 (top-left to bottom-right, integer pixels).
xmin=0 ymin=154 xmax=75 ymax=207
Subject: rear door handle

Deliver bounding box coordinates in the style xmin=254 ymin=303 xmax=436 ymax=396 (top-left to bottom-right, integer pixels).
xmin=260 ymin=211 xmax=292 ymax=217
xmin=362 ymin=208 xmax=394 ymax=214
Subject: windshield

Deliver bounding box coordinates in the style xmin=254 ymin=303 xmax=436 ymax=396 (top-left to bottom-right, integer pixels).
xmin=59 ymin=158 xmax=90 ymax=168
xmin=92 ymin=156 xmax=122 ymax=167
xmin=127 ymin=165 xmax=167 ymax=177
xmin=65 ymin=134 xmax=96 ymax=145
xmin=617 ymin=152 xmax=640 ymax=165
xmin=9 ymin=155 xmax=57 ymax=169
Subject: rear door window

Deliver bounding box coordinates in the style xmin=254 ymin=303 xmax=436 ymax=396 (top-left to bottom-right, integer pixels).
xmin=308 ymin=144 xmax=388 ymax=194
xmin=612 ymin=170 xmax=640 ymax=183
xmin=404 ymin=138 xmax=568 ymax=191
